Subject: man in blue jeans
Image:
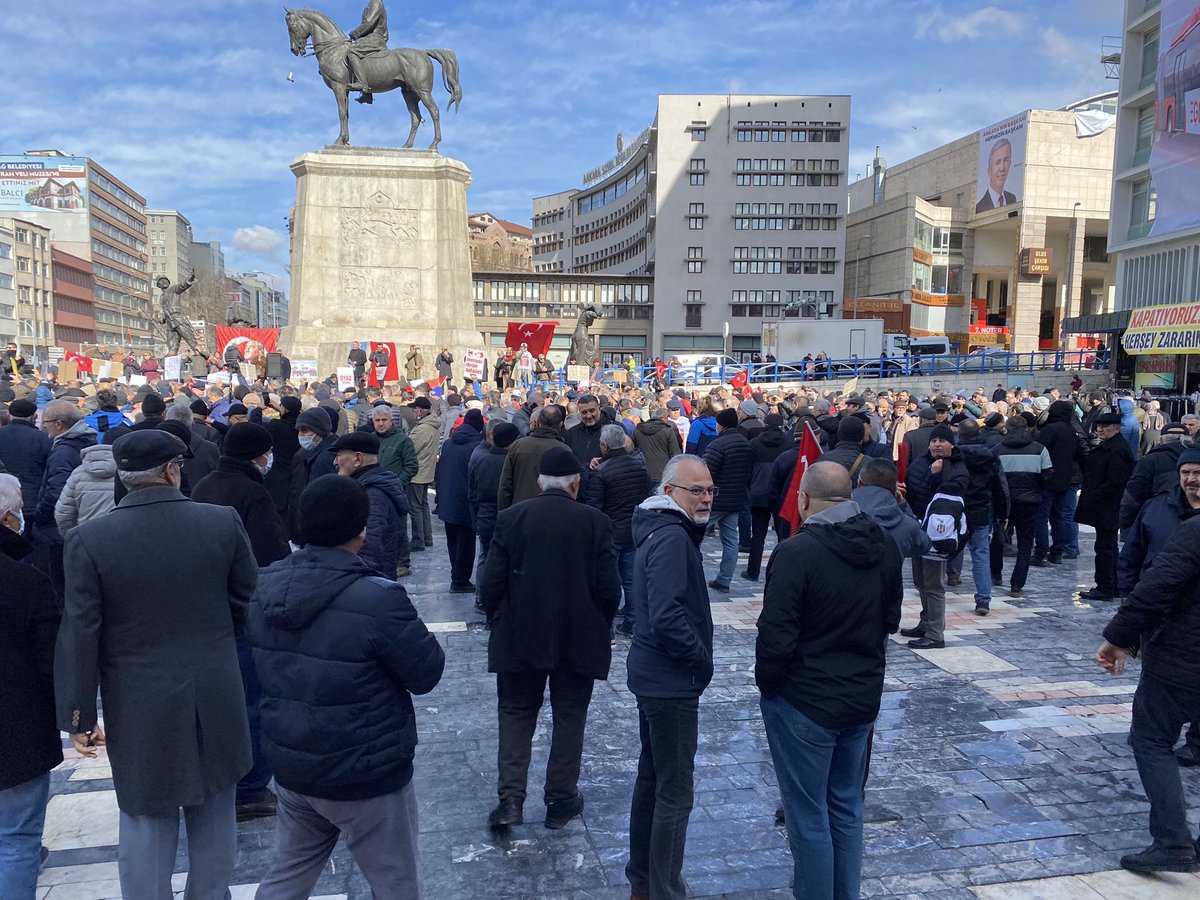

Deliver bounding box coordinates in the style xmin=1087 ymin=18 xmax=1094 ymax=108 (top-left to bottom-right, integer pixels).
xmin=946 ymin=419 xmax=1009 ymax=615
xmin=0 ymin=476 xmax=61 ymax=899
xmin=757 ymin=462 xmax=903 ymax=898
xmin=703 ymin=408 xmax=753 ymax=592
xmin=626 ymin=455 xmax=715 ymax=900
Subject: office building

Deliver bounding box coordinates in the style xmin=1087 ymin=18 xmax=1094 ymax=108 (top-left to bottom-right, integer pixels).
xmin=1095 ymin=0 xmax=1200 ymax=394
xmin=0 ymin=223 xmax=15 ymax=347
xmin=51 ymin=248 xmax=96 ymax=353
xmin=846 ymin=94 xmax=1118 ymax=354
xmin=1 ymin=218 xmax=55 ymax=358
xmin=190 ymin=239 xmax=225 ymax=279
xmin=3 ymin=151 xmax=151 ymax=350
xmin=145 ymin=209 xmax=193 ymax=286
xmin=235 ymin=271 xmax=289 ymax=328
xmin=532 ymin=94 xmax=850 ymax=361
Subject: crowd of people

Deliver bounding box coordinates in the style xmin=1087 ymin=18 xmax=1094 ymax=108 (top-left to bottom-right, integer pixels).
xmin=2 ymin=348 xmax=1200 ymax=898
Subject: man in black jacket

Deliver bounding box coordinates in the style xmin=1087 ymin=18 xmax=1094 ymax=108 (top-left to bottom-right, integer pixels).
xmin=758 ymin=461 xmax=902 ymax=900
xmin=994 ymin=417 xmax=1053 ymax=597
xmin=744 ymin=414 xmax=791 ymax=581
xmin=0 ymin=475 xmax=60 ymax=896
xmin=287 ymin=407 xmax=338 ymax=543
xmin=192 ymin=422 xmax=291 ymax=820
xmin=703 ymin=408 xmax=753 ymax=592
xmin=251 ymin=476 xmax=444 ymax=896
xmin=1035 ymin=399 xmax=1086 ymax=564
xmin=0 ymin=398 xmax=50 ymax=516
xmin=263 ymin=396 xmax=302 ymax=518
xmin=587 ymin=424 xmax=652 ymax=636
xmin=480 ymin=446 xmax=620 ymax=831
xmin=1119 ymin=424 xmax=1191 ymax=528
xmin=468 ymin=421 xmax=518 ymax=606
xmin=900 ymin=425 xmax=969 ymax=649
xmin=1077 ymin=412 xmax=1135 ymax=601
xmin=626 ymin=454 xmax=715 ymax=900
xmin=331 ymin=432 xmax=410 ymax=579
xmin=1097 ymin=515 xmax=1200 ymax=873
xmin=945 ymin=420 xmax=1009 ymax=614
xmin=346 ymin=341 xmax=367 ymax=385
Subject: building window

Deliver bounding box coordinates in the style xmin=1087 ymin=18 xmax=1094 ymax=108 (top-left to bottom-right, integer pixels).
xmin=691 ymin=127 xmax=707 ymax=141
xmin=690 ymin=158 xmax=705 ymax=171
xmin=685 ymin=304 xmax=702 ymax=328
xmin=0 ymin=242 xmax=9 ymax=259
xmin=688 ymin=218 xmax=704 ymax=230
xmin=690 ymin=172 xmax=705 ymax=185
xmin=15 ymin=228 xmax=28 ymax=243
xmin=687 ymin=260 xmax=703 ymax=273
xmin=686 ymin=289 xmax=702 ymax=303
xmin=1140 ymin=27 xmax=1159 ymax=89
xmin=1129 ymin=176 xmax=1158 ymax=238
xmin=687 ymin=246 xmax=703 ymax=259
xmin=736 ymin=121 xmax=753 ymax=142
xmin=1134 ymin=104 xmax=1154 ymax=164
xmin=688 ymin=203 xmax=704 ymax=215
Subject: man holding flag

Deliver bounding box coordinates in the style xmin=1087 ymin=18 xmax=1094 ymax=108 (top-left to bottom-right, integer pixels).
xmin=769 ymin=421 xmax=825 ymax=541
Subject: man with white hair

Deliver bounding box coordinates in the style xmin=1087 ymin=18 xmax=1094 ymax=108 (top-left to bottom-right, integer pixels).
xmin=32 ymin=399 xmax=96 ymax=597
xmin=54 ymin=430 xmax=258 ymax=897
xmin=480 ymin=445 xmax=620 ymax=831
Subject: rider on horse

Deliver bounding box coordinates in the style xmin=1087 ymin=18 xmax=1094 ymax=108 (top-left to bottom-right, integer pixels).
xmin=347 ymin=0 xmax=389 ymax=104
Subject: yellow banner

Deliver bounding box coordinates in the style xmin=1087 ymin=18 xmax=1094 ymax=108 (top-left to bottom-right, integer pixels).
xmin=1122 ymin=302 xmax=1200 ymax=354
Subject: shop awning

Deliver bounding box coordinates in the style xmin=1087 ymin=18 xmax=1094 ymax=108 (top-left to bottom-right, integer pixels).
xmin=1062 ymin=309 xmax=1131 ymax=335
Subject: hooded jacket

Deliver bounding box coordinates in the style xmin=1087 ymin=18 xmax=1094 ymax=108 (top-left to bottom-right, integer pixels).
xmin=755 ymin=502 xmax=903 ymax=729
xmin=631 ymin=418 xmax=683 ymax=483
xmin=249 ymin=546 xmax=444 ymax=801
xmin=33 ymin=419 xmax=97 ymax=542
xmin=748 ymin=427 xmax=792 ymax=508
xmin=1104 ymin=517 xmax=1200 ymax=691
xmin=1117 ymin=397 xmax=1140 ymax=458
xmin=55 ymin=443 xmax=117 ymax=536
xmin=684 ymin=414 xmax=719 ymax=455
xmin=851 ymin=485 xmax=931 ymax=558
xmin=626 ymin=496 xmax=714 ymax=699
xmin=1038 ymin=400 xmax=1087 ymax=491
xmin=352 ymin=464 xmax=410 ymax=577
xmin=1120 ymin=440 xmax=1188 ymax=528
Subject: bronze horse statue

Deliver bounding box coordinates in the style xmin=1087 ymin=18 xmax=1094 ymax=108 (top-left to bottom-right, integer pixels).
xmin=285 ymin=8 xmax=462 ymax=148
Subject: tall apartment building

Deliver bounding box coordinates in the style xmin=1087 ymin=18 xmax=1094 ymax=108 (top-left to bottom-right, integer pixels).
xmin=3 ymin=151 xmax=150 ymax=350
xmin=0 ymin=223 xmax=15 ymax=347
xmin=1100 ymin=0 xmax=1200 ymax=394
xmin=533 ymin=94 xmax=850 ymax=360
xmin=145 ymin=209 xmax=193 ymax=287
xmin=51 ymin=248 xmax=96 ymax=353
xmin=0 ymin=218 xmax=56 ymax=358
xmin=236 ymin=271 xmax=289 ymax=328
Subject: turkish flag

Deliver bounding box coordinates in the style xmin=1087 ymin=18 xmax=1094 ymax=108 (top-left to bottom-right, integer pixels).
xmin=367 ymin=341 xmax=399 ymax=387
xmin=730 ymin=369 xmax=749 ymax=391
xmin=505 ymin=321 xmax=558 ymax=357
xmin=655 ymin=360 xmax=667 ymax=378
xmin=778 ymin=423 xmax=823 ymax=534
xmin=65 ymin=352 xmax=93 ymax=373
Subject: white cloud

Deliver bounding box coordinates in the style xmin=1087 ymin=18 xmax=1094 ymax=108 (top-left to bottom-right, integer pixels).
xmin=916 ymin=4 xmax=1023 ymax=42
xmin=232 ymin=226 xmax=286 ymax=257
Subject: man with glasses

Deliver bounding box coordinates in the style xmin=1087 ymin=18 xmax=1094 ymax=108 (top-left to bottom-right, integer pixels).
xmin=55 ymin=430 xmax=258 ymax=898
xmin=625 ymin=455 xmax=716 ymax=900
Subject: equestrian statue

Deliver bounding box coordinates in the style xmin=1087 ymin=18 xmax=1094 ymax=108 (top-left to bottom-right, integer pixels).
xmin=285 ymin=2 xmax=462 ymax=149
xmin=569 ymin=303 xmax=604 ymax=369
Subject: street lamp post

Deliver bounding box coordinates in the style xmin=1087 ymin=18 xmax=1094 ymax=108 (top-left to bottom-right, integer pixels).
xmin=853 ymin=233 xmax=871 ymax=320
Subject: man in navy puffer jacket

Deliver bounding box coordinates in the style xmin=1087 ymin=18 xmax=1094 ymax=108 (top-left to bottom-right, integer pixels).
xmin=250 ymin=475 xmax=444 ymax=897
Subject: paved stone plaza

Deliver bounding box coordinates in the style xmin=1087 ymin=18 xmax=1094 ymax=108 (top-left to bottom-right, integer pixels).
xmin=37 ymin=519 xmax=1200 ymax=899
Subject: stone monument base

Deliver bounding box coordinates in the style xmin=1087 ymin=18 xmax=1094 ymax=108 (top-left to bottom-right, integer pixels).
xmin=279 ymin=146 xmax=483 ymax=381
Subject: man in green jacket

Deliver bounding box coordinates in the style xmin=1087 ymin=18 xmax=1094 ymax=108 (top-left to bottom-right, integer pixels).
xmin=372 ymin=406 xmax=418 ymax=575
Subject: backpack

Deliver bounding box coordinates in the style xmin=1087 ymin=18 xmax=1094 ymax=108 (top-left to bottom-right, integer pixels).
xmin=921 ymin=492 xmax=968 ymax=558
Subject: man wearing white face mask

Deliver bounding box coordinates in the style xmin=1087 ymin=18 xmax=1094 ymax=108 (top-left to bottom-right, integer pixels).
xmin=0 ymin=473 xmax=61 ymax=899
xmin=192 ymin=422 xmax=291 ymax=821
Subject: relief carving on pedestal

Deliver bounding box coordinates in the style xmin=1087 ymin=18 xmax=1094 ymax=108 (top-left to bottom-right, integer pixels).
xmin=340 ymin=205 xmax=417 ymax=267
xmin=342 ymin=267 xmax=419 ymax=308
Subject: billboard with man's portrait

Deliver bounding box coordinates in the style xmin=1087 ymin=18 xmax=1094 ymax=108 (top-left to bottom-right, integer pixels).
xmin=975 ymin=114 xmax=1027 ymax=215
xmin=1149 ymin=0 xmax=1200 ymax=239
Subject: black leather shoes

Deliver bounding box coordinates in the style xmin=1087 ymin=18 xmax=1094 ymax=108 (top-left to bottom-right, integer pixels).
xmin=907 ymin=636 xmax=946 ymax=649
xmin=488 ymin=798 xmax=524 ymax=828
xmin=707 ymin=580 xmax=729 ymax=593
xmin=545 ymin=794 xmax=585 ymax=829
xmin=1119 ymin=846 xmax=1199 ymax=873
xmin=899 ymin=626 xmax=925 ymax=638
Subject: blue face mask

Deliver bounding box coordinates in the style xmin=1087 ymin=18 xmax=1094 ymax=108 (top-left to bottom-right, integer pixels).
xmin=298 ymin=435 xmax=316 ymax=451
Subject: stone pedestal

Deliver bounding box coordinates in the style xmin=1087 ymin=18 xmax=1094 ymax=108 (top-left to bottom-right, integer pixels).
xmin=279 ymin=146 xmax=483 ymax=379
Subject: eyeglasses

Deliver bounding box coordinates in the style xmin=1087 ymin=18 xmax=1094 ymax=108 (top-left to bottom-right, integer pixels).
xmin=667 ymin=483 xmax=719 ymax=497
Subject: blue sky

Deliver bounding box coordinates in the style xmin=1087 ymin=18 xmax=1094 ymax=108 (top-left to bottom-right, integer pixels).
xmin=1 ymin=0 xmax=1122 ymax=283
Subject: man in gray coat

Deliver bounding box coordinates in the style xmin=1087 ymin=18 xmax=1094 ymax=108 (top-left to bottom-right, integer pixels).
xmin=54 ymin=429 xmax=258 ymax=899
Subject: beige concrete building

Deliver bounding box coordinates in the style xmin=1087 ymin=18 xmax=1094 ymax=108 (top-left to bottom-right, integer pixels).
xmin=145 ymin=209 xmax=192 ymax=288
xmin=847 ymin=95 xmax=1118 ymax=354
xmin=468 ymin=212 xmax=532 ymax=272
xmin=2 ymin=218 xmax=55 ymax=359
xmin=533 ymin=94 xmax=851 ymax=360
xmin=0 ymin=223 xmax=15 ymax=347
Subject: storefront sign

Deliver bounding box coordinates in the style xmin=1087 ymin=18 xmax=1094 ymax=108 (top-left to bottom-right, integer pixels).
xmin=1019 ymin=248 xmax=1053 ymax=276
xmin=845 ymin=298 xmax=903 ymax=313
xmin=1122 ymin=302 xmax=1200 ymax=354
xmin=912 ymin=291 xmax=965 ymax=308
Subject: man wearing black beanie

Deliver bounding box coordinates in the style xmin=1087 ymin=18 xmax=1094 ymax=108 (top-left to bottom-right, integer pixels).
xmin=250 ymin=475 xmax=444 ymax=895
